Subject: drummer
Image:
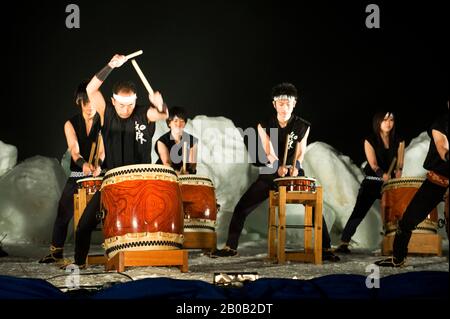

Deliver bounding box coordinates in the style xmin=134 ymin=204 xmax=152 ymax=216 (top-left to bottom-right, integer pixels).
xmin=39 ymin=80 xmax=104 ymax=264
xmin=212 ymin=82 xmax=339 ymax=261
xmin=335 ymin=111 xmax=405 ymax=254
xmin=70 ymin=53 xmax=169 ymax=268
xmin=155 ymin=106 xmax=198 ymax=175
xmin=376 ymin=101 xmax=448 ymax=267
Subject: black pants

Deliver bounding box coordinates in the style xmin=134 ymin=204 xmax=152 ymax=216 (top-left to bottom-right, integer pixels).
xmin=226 ymin=176 xmax=333 ymax=250
xmin=340 ymin=179 xmax=383 ymax=243
xmin=393 ymin=179 xmax=448 ymax=261
xmin=74 ymin=191 xmax=101 ymax=265
xmin=51 ymin=178 xmax=78 ymax=248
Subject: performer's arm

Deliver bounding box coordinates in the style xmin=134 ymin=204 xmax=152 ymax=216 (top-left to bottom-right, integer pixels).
xmin=156 ymin=141 xmax=172 ymax=167
xmin=86 ymin=54 xmax=127 ymax=125
xmin=432 ymin=129 xmax=449 ymax=162
xmin=92 ymin=135 xmax=105 ymax=177
xmin=364 ymin=140 xmax=388 ymax=181
xmin=257 ymin=124 xmax=278 ymax=164
xmin=64 ymin=121 xmax=91 ymax=176
xmin=147 ymin=92 xmax=169 ymax=122
xmin=187 ymin=143 xmax=198 ymax=174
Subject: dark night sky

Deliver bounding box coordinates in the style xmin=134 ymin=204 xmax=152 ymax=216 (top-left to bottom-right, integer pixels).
xmin=1 ymin=0 xmax=448 ymax=165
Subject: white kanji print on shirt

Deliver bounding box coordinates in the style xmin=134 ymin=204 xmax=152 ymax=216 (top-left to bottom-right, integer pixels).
xmin=287 ymin=131 xmax=298 ymax=149
xmin=135 ymin=121 xmax=147 ymax=144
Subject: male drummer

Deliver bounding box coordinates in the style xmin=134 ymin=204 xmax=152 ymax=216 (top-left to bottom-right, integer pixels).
xmin=71 ymin=53 xmax=169 ymax=268
xmin=39 ymin=80 xmax=104 ymax=263
xmin=155 ymin=106 xmax=198 ymax=174
xmin=375 ymin=100 xmax=449 ymax=267
xmin=212 ymin=82 xmax=339 ymax=261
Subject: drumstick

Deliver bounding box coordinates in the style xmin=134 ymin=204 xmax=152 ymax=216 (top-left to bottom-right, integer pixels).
xmin=125 ymin=50 xmax=143 ymax=60
xmin=88 ymin=141 xmax=96 ymax=165
xmin=386 ymin=156 xmax=397 ymax=179
xmin=292 ymin=142 xmax=299 ymax=168
xmin=94 ymin=133 xmax=102 ymax=168
xmin=182 ymin=141 xmax=187 ymax=174
xmin=396 ymin=141 xmax=405 ymax=171
xmin=131 ymin=59 xmax=154 ymax=95
xmin=282 ymin=135 xmax=289 ymax=167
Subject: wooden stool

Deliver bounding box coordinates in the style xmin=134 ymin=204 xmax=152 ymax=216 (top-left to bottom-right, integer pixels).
xmin=105 ymin=250 xmax=189 ymax=273
xmin=381 ymin=233 xmax=442 ymax=256
xmin=73 ymin=188 xmax=107 ymax=265
xmin=268 ymin=186 xmax=323 ymax=264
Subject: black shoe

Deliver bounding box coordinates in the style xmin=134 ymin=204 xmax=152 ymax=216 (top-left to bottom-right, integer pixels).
xmin=0 ymin=246 xmax=8 ymax=257
xmin=322 ymin=250 xmax=340 ymax=262
xmin=210 ymin=246 xmax=238 ymax=258
xmin=334 ymin=243 xmax=351 ymax=254
xmin=39 ymin=246 xmax=63 ymax=263
xmin=374 ymin=257 xmax=406 ymax=268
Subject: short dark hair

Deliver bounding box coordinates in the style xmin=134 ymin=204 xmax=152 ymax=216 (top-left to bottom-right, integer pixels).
xmin=271 ymin=82 xmax=298 ymax=100
xmin=167 ymin=106 xmax=187 ymax=127
xmin=112 ymin=81 xmax=137 ymax=95
xmin=75 ymin=79 xmax=90 ymax=107
xmin=372 ymin=111 xmax=396 ymax=142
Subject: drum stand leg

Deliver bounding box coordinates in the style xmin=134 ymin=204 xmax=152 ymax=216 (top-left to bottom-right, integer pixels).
xmin=105 ymin=250 xmax=189 ymax=273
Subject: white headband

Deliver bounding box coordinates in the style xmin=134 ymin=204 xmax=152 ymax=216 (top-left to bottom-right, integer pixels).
xmin=113 ymin=93 xmax=137 ymax=104
xmin=273 ymin=95 xmax=296 ymax=101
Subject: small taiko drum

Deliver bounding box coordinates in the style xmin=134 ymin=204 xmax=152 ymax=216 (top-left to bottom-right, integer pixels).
xmin=381 ymin=177 xmax=438 ymax=236
xmin=76 ymin=177 xmax=103 ymax=195
xmin=273 ymin=176 xmax=317 ymax=193
xmin=100 ymin=164 xmax=183 ymax=258
xmin=178 ymin=175 xmax=217 ymax=249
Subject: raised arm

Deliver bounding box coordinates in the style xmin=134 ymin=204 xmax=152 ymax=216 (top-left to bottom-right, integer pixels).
xmin=257 ymin=124 xmax=278 ymax=164
xmin=289 ymin=127 xmax=310 ymax=176
xmin=86 ymin=54 xmax=127 ymax=125
xmin=432 ymin=129 xmax=449 ymax=162
xmin=64 ymin=121 xmax=92 ymax=176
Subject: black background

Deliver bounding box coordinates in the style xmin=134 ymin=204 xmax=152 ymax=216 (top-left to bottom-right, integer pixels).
xmin=1 ymin=0 xmax=448 ymax=165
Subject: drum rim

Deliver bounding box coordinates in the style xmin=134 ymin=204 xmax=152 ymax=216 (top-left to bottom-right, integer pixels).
xmin=383 ymin=177 xmax=425 ymax=185
xmin=273 ymin=176 xmax=316 ymax=182
xmin=77 ymin=177 xmax=104 ymax=183
xmin=178 ymin=174 xmax=214 ymax=186
xmin=382 ymin=177 xmax=425 ymax=190
xmin=104 ymin=163 xmax=176 ymax=176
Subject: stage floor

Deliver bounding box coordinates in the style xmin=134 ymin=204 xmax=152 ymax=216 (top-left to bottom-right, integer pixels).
xmin=0 ymin=241 xmax=448 ymax=292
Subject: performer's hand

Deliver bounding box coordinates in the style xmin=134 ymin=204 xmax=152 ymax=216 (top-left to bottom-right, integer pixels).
xmin=149 ymin=91 xmax=164 ymax=112
xmin=382 ymin=173 xmax=389 ymax=181
xmin=395 ymin=170 xmax=402 ymax=178
xmin=289 ymin=167 xmax=299 ymax=177
xmin=82 ymin=163 xmax=92 ymax=176
xmin=108 ymin=54 xmax=127 ymax=68
xmin=92 ymin=166 xmax=102 ymax=177
xmin=277 ymin=166 xmax=288 ymax=177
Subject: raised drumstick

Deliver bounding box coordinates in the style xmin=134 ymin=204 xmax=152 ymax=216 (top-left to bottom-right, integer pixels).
xmin=131 ymin=59 xmax=154 ymax=95
xmin=282 ymin=135 xmax=289 ymax=167
xmin=125 ymin=50 xmax=143 ymax=60
xmin=386 ymin=156 xmax=397 ymax=179
xmin=292 ymin=142 xmax=299 ymax=168
xmin=88 ymin=141 xmax=97 ymax=165
xmin=94 ymin=133 xmax=102 ymax=168
xmin=396 ymin=141 xmax=405 ymax=172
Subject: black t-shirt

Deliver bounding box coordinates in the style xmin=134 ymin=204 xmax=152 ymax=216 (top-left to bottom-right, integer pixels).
xmin=155 ymin=131 xmax=198 ymax=171
xmin=259 ymin=114 xmax=310 ymax=167
xmin=363 ymin=134 xmax=403 ymax=177
xmin=102 ymin=103 xmax=155 ymax=169
xmin=423 ymin=113 xmax=448 ymax=177
xmin=68 ymin=113 xmax=102 ymax=172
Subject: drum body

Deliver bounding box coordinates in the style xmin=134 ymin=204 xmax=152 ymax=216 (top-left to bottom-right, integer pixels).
xmin=178 ymin=175 xmax=217 ymax=233
xmin=381 ymin=177 xmax=438 ymax=235
xmin=76 ymin=177 xmax=103 ymax=195
xmin=273 ymin=176 xmax=317 ymax=193
xmin=101 ymin=164 xmax=183 ymax=258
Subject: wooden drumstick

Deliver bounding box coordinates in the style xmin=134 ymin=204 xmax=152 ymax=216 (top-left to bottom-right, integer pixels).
xmin=292 ymin=142 xmax=299 ymax=168
xmin=131 ymin=59 xmax=154 ymax=95
xmin=182 ymin=141 xmax=188 ymax=174
xmin=282 ymin=135 xmax=289 ymax=167
xmin=396 ymin=141 xmax=405 ymax=171
xmin=125 ymin=50 xmax=143 ymax=60
xmin=94 ymin=133 xmax=102 ymax=168
xmin=386 ymin=156 xmax=397 ymax=179
xmin=88 ymin=141 xmax=97 ymax=165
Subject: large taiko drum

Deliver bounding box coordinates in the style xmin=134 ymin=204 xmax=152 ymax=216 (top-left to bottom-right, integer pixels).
xmin=77 ymin=177 xmax=103 ymax=195
xmin=273 ymin=176 xmax=317 ymax=193
xmin=381 ymin=177 xmax=438 ymax=236
xmin=100 ymin=164 xmax=184 ymax=258
xmin=178 ymin=175 xmax=217 ymax=234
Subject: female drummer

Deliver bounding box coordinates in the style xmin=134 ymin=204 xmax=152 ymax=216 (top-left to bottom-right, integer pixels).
xmin=39 ymin=81 xmax=104 ymax=263
xmin=155 ymin=106 xmax=198 ymax=174
xmin=335 ymin=111 xmax=405 ymax=254
xmin=213 ymin=82 xmax=340 ymax=261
